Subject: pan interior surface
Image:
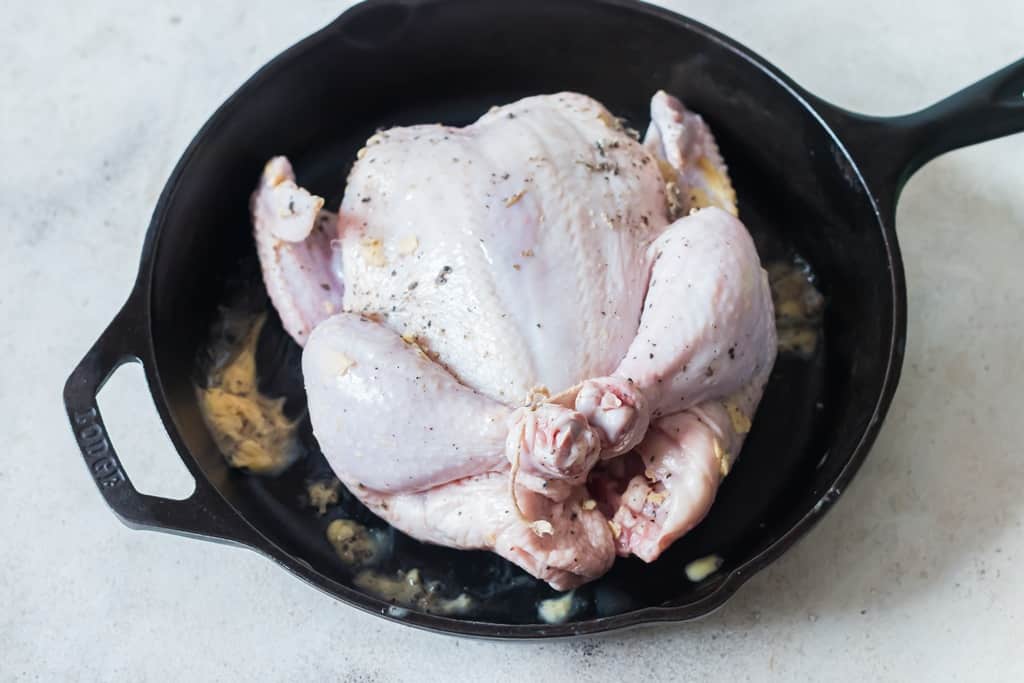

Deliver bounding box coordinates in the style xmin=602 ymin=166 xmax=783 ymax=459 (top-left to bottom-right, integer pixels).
xmin=147 ymin=0 xmax=896 ymax=628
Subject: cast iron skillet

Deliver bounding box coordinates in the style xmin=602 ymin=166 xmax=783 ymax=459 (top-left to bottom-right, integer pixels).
xmin=64 ymin=0 xmax=1024 ymax=638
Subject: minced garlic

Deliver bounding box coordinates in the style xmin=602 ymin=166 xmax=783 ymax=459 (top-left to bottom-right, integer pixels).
xmin=307 ymin=479 xmax=341 ymax=516
xmin=327 ymin=519 xmax=379 ymax=566
xmin=354 ymin=568 xmax=474 ymax=616
xmin=359 ymin=237 xmax=387 ymax=267
xmin=505 ymin=189 xmax=526 ymax=207
xmin=713 ymin=438 xmax=731 ymax=477
xmin=529 ymin=520 xmax=554 ymax=537
xmin=725 ymin=398 xmax=752 ymax=434
xmin=646 ymin=491 xmax=666 ymax=505
xmin=196 ymin=315 xmax=299 ymax=475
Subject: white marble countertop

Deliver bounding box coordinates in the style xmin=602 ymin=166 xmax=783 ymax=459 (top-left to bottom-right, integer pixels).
xmin=4 ymin=0 xmax=1022 ymax=679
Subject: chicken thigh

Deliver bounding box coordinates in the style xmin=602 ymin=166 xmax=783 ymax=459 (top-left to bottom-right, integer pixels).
xmin=252 ymin=91 xmax=777 ymax=589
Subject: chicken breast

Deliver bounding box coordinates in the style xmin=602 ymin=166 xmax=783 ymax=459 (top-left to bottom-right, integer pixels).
xmin=338 ymin=92 xmax=669 ymax=403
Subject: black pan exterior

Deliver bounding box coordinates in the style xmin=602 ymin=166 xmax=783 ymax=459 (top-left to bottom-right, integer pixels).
xmin=65 ymin=0 xmax=1023 ymax=637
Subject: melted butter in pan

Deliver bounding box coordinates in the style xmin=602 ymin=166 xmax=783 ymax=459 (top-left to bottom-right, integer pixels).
xmin=326 ymin=518 xmax=472 ymax=615
xmin=768 ymin=258 xmax=824 ymax=356
xmin=196 ymin=314 xmax=301 ymax=475
xmin=354 ymin=568 xmax=474 ymax=616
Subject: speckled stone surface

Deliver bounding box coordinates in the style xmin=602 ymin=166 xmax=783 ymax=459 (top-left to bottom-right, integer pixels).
xmin=3 ymin=1 xmax=1022 ymax=680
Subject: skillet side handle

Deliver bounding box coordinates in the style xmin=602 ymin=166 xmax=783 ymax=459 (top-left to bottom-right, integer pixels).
xmin=824 ymin=57 xmax=1024 ymax=214
xmin=64 ymin=294 xmax=260 ymax=547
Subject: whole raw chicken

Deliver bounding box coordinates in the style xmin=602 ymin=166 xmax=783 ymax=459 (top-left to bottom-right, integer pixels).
xmin=251 ymin=91 xmax=776 ymax=590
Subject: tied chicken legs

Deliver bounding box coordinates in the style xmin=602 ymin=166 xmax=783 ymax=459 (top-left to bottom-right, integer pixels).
xmin=251 ymin=91 xmax=777 ymax=589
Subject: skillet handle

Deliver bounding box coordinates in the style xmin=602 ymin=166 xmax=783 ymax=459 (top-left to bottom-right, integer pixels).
xmin=898 ymin=57 xmax=1024 ymax=172
xmin=824 ymin=57 xmax=1024 ymax=213
xmin=63 ymin=292 xmax=260 ymax=546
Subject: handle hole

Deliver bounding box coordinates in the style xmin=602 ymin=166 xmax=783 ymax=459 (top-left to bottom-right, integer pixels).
xmin=98 ymin=361 xmax=196 ymax=500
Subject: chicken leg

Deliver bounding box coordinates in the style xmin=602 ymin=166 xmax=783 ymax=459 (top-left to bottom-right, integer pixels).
xmin=304 ymin=312 xmax=603 ymax=495
xmin=608 ymin=368 xmax=769 ymax=561
xmin=304 ymin=313 xmax=614 ymax=587
xmin=351 ymin=472 xmax=615 ymax=590
xmin=575 ymin=206 xmax=776 ymax=456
